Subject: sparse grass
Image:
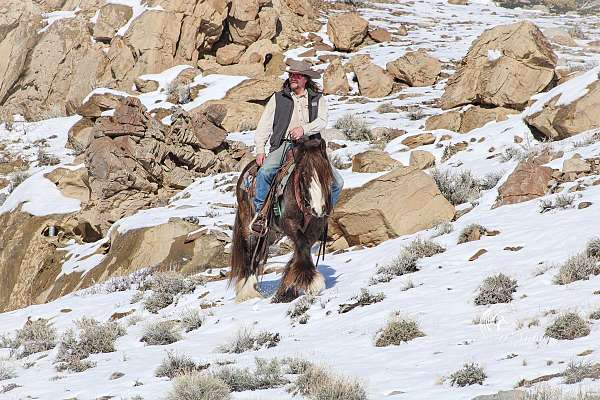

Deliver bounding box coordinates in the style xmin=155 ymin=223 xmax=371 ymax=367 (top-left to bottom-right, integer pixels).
xmin=0 ymin=361 xmax=16 ymax=381
xmin=457 ymin=224 xmax=487 ymax=244
xmin=142 ymin=271 xmax=197 ymax=313
xmin=8 ymin=171 xmax=30 ymax=192
xmin=474 ymin=273 xmax=518 ymax=305
xmin=179 ymin=308 xmax=204 ymax=332
xmin=431 ymin=168 xmax=482 ymax=206
xmin=290 ymin=364 xmax=367 ymax=400
xmin=141 ymin=321 xmax=181 ymax=346
xmin=448 ymin=362 xmax=486 ymax=387
xmin=11 ymin=318 xmax=57 ymax=358
xmin=216 ymin=327 xmax=280 ymax=354
xmin=288 ymin=295 xmax=316 ymax=319
xmin=431 ymin=221 xmax=453 ymax=238
xmin=525 ymin=385 xmax=600 ymax=400
xmin=55 ymin=317 xmax=125 ymax=372
xmin=375 ymin=314 xmax=425 ymax=347
xmin=545 ymin=313 xmax=590 ymax=340
xmin=585 ymin=238 xmax=600 ymax=258
xmin=539 ymin=194 xmax=576 ymax=213
xmin=404 ymin=238 xmax=446 ymax=258
xmin=36 ymin=148 xmax=60 ymax=166
xmin=376 ymin=102 xmax=396 ymax=114
xmin=339 ymin=288 xmax=385 ymax=313
xmin=334 ymin=114 xmax=373 ymax=141
xmin=78 ymin=268 xmax=154 ymax=296
xmin=563 ymin=361 xmax=600 ymax=384
xmin=282 ymin=357 xmax=313 ymax=375
xmin=166 ymin=371 xmax=230 ymax=400
xmin=554 ymin=254 xmax=600 ymax=285
xmin=589 ymin=308 xmax=600 ymax=320
xmin=212 ymin=358 xmax=288 ymax=392
xmin=155 ymin=351 xmax=209 ymax=379
xmin=480 ymin=170 xmax=505 ymax=190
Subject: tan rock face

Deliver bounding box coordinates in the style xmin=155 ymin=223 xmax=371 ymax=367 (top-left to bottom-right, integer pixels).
xmin=495 ymin=156 xmax=555 ymax=207
xmin=386 ymin=50 xmax=441 ymax=87
xmin=330 ymin=167 xmax=455 ymax=247
xmin=224 ymin=76 xmax=283 ymax=103
xmin=327 ymin=12 xmax=369 ymax=52
xmin=354 ymin=62 xmax=394 ymax=98
xmin=44 ymin=167 xmax=91 ymax=203
xmin=93 ymin=3 xmax=133 ymax=42
xmin=193 ymin=100 xmax=264 ymax=132
xmin=323 ymin=58 xmax=349 ymax=95
xmin=273 ymin=0 xmax=320 ymax=48
xmin=562 ymin=156 xmax=591 ymax=174
xmin=369 ymin=28 xmax=391 ymax=43
xmin=78 ymin=93 xmax=125 ymax=118
xmin=524 ymin=80 xmax=600 ymax=141
xmin=440 ymin=21 xmax=557 ymax=110
xmin=543 ymin=27 xmax=577 ymax=47
xmin=409 ymin=150 xmax=436 ymax=169
xmin=238 ymin=39 xmax=282 ymax=66
xmin=426 ymin=106 xmax=518 ymax=133
xmin=216 ymin=43 xmax=246 ymax=66
xmin=402 ymin=132 xmax=436 ymax=148
xmin=231 ymin=0 xmax=260 ymax=21
xmin=352 ymin=150 xmax=400 ymax=173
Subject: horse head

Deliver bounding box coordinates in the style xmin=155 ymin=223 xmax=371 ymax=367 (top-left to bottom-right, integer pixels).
xmin=293 ymin=137 xmax=334 ymax=218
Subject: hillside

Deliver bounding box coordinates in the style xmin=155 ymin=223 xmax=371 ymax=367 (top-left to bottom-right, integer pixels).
xmin=1 ymin=0 xmax=600 ymax=399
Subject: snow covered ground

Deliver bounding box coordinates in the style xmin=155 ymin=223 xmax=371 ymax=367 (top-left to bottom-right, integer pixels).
xmin=1 ymin=0 xmax=600 ymax=399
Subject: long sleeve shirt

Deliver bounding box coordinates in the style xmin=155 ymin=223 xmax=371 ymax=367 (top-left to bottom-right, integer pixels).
xmin=254 ymin=90 xmax=328 ymax=154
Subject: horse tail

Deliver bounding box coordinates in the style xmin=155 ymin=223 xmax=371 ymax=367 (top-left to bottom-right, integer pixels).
xmin=229 ymin=161 xmax=257 ymax=287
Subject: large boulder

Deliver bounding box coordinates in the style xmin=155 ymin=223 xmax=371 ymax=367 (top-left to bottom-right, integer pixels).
xmin=216 ymin=43 xmax=246 ymax=65
xmin=330 ymin=167 xmax=455 ymax=247
xmin=323 ymin=58 xmax=350 ymax=95
xmin=439 ymin=21 xmax=557 ymax=110
xmin=93 ymin=3 xmax=133 ymax=42
xmin=523 ymin=68 xmax=600 ymax=140
xmin=193 ymin=100 xmax=264 ymax=132
xmin=386 ymin=50 xmax=441 ymax=87
xmin=426 ymin=106 xmax=519 ymax=133
xmin=352 ymin=150 xmax=400 ymax=173
xmin=354 ymin=62 xmax=394 ymax=98
xmin=224 ymin=76 xmax=283 ymax=103
xmin=273 ymin=0 xmax=321 ymax=49
xmin=494 ymin=155 xmax=555 ymax=207
xmin=327 ymin=12 xmax=369 ymax=52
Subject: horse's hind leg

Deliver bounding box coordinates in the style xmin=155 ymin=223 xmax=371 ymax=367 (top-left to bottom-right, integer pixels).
xmin=272 ymin=235 xmax=325 ymax=303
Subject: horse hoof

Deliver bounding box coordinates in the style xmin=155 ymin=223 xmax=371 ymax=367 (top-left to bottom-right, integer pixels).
xmin=305 ymin=272 xmax=326 ymax=296
xmin=235 ymin=275 xmax=263 ymax=303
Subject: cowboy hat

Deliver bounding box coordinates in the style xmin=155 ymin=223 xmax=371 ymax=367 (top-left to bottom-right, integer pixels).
xmin=285 ymin=58 xmax=321 ymax=79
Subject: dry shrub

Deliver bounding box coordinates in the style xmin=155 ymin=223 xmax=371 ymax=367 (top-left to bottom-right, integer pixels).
xmin=334 ymin=114 xmax=373 ymax=141
xmin=155 ymin=351 xmax=209 ymax=379
xmin=216 ymin=327 xmax=280 ymax=354
xmin=375 ymin=314 xmax=425 ymax=347
xmin=290 ymin=364 xmax=367 ymax=400
xmin=212 ymin=358 xmax=288 ymax=392
xmin=141 ymin=321 xmax=182 ymax=346
xmin=545 ymin=313 xmax=590 ymax=340
xmin=166 ymin=371 xmax=230 ymax=400
xmin=474 ymin=273 xmax=518 ymax=305
xmin=448 ymin=362 xmax=486 ymax=386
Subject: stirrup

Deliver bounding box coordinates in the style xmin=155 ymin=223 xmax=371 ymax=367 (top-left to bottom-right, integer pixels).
xmin=250 ymin=213 xmax=268 ymax=236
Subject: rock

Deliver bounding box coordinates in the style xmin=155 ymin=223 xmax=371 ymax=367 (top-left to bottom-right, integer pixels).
xmin=68 ymin=118 xmax=95 ymax=152
xmin=471 ymin=390 xmax=526 ymax=400
xmin=354 ymin=62 xmax=394 ymax=98
xmin=386 ymin=50 xmax=441 ymax=87
xmin=272 ymin=0 xmax=321 ymax=49
xmin=329 ymin=166 xmax=455 ymax=247
xmin=229 ymin=17 xmax=262 ymax=46
xmin=93 ymin=4 xmax=133 ymax=42
xmin=193 ymin=100 xmax=264 ymax=132
xmin=78 ymin=93 xmax=125 ymax=118
xmin=524 ymin=74 xmax=600 ymax=141
xmin=239 ymin=39 xmax=282 ymax=65
xmin=402 ymin=132 xmax=436 ymax=149
xmin=345 ymin=54 xmax=372 ymax=74
xmin=230 ymin=0 xmax=260 ymax=21
xmin=578 ymin=201 xmax=592 ymax=209
xmin=216 ymin=43 xmax=246 ymax=66
xmin=169 ymin=108 xmax=227 ymax=151
xmin=426 ymin=106 xmax=518 ymax=133
xmin=448 ymin=0 xmax=468 ymax=4
xmin=543 ymin=27 xmax=577 ymax=47
xmin=352 ymin=150 xmax=400 ymax=173
xmin=409 ymin=150 xmax=436 ymax=169
xmin=469 ymin=249 xmax=487 ymax=261
xmin=397 ymin=24 xmax=408 ymax=36
xmin=495 ymin=157 xmax=555 ymax=207
xmin=134 ymin=78 xmax=159 ymax=93
xmin=323 ymin=58 xmax=350 ymax=95
xmin=440 ymin=21 xmax=557 ymax=110
xmin=225 ymin=76 xmax=283 ymax=103
xmin=562 ymin=156 xmax=591 ymax=174
xmin=44 ymin=167 xmax=91 ymax=203
xmin=258 ymin=6 xmax=278 ymax=40
xmin=369 ymin=28 xmax=391 ymax=43
xmin=200 ymin=62 xmax=266 ymax=79
xmin=327 ymin=12 xmax=369 ymax=52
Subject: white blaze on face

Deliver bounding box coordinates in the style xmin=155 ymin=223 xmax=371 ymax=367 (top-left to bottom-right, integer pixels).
xmin=309 ymin=170 xmax=326 ymax=217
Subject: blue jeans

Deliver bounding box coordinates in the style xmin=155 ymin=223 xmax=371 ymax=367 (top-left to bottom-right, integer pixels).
xmin=254 ymin=142 xmax=344 ymax=212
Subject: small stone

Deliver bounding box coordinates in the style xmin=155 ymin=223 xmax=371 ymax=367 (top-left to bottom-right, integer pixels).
xmin=109 ymin=372 xmax=125 ymax=380
xmin=469 ymin=249 xmax=487 ymax=261
xmin=578 ymin=201 xmax=592 ymax=209
xmin=514 ymin=135 xmax=523 ymax=143
xmin=504 ymin=246 xmax=523 ymax=251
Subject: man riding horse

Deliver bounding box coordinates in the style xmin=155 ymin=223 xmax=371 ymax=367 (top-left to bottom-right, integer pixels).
xmin=249 ymin=59 xmax=344 ymax=235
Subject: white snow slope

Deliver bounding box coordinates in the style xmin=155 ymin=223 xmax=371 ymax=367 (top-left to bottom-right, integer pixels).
xmin=1 ymin=1 xmax=600 ymax=399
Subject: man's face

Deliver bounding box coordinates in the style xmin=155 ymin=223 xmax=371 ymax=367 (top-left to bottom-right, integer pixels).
xmin=290 ymin=72 xmax=308 ymax=90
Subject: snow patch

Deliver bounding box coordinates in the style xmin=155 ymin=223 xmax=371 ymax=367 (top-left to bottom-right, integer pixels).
xmin=39 ymin=8 xmax=80 ymax=33
xmin=487 ymin=49 xmax=502 ymax=62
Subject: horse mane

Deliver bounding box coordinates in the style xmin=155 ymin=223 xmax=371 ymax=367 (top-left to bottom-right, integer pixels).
xmin=294 ymin=138 xmax=334 ymax=215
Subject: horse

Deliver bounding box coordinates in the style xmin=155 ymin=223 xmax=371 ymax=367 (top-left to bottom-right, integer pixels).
xmin=229 ymin=137 xmax=334 ymax=303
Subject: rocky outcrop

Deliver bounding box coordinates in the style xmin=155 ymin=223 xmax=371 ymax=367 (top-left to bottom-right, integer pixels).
xmin=93 ymin=3 xmax=133 ymax=42
xmin=323 ymin=58 xmax=350 ymax=95
xmin=193 ymin=100 xmax=264 ymax=132
xmin=524 ymin=69 xmax=600 ymax=140
xmin=352 ymin=150 xmax=400 ymax=173
xmin=426 ymin=106 xmax=519 ymax=133
xmin=439 ymin=21 xmax=557 ymax=111
xmin=329 ymin=167 xmax=455 ymax=247
xmin=386 ymin=50 xmax=441 ymax=87
xmin=409 ymin=150 xmax=436 ymax=169
xmin=494 ymin=155 xmax=555 ymax=207
xmin=354 ymin=62 xmax=394 ymax=98
xmin=327 ymin=12 xmax=369 ymax=52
